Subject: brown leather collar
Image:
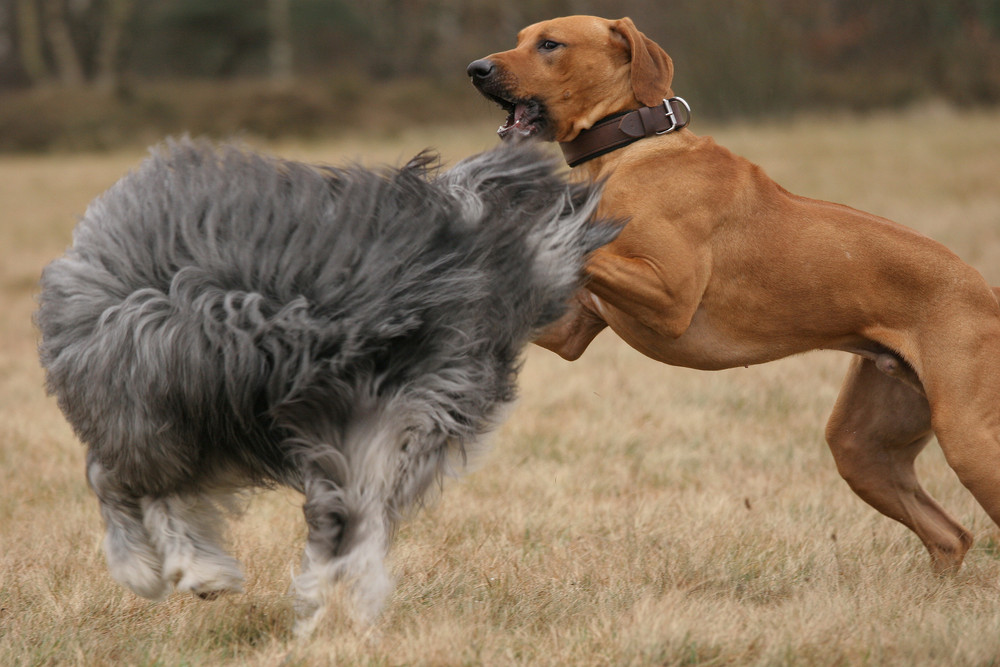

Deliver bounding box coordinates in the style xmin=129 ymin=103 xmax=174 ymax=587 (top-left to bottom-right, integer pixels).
xmin=560 ymin=97 xmax=691 ymax=168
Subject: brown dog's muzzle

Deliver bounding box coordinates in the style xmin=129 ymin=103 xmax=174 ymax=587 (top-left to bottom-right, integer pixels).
xmin=467 ymin=58 xmax=549 ymax=141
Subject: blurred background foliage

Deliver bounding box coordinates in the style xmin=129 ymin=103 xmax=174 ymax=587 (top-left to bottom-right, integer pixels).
xmin=1 ymin=0 xmax=1000 ymax=151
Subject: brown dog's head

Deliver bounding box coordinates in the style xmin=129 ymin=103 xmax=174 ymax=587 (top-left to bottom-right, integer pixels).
xmin=467 ymin=16 xmax=674 ymax=143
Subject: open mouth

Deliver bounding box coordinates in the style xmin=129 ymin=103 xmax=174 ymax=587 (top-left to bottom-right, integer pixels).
xmin=488 ymin=95 xmax=547 ymax=140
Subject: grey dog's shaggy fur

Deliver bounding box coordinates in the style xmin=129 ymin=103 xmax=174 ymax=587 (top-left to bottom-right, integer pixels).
xmin=36 ymin=138 xmax=618 ymax=631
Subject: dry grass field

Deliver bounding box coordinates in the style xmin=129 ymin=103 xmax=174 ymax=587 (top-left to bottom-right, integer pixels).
xmin=3 ymin=109 xmax=1000 ymax=665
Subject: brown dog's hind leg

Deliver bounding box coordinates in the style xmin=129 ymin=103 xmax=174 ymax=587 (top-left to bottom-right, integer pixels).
xmin=826 ymin=356 xmax=973 ymax=572
xmin=914 ymin=315 xmax=1000 ymax=551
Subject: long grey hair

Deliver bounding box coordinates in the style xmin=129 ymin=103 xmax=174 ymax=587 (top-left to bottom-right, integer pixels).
xmin=36 ymin=138 xmax=619 ymax=632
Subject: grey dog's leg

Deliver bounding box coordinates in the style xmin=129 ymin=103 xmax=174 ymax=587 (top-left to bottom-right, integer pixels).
xmin=290 ymin=420 xmax=453 ymax=635
xmin=290 ymin=410 xmax=412 ymax=634
xmin=87 ymin=456 xmax=169 ymax=600
xmin=141 ymin=492 xmax=245 ymax=599
xmin=292 ymin=453 xmax=394 ymax=635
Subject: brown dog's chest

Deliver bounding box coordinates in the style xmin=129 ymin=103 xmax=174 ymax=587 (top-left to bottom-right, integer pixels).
xmin=582 ymin=136 xmax=980 ymax=371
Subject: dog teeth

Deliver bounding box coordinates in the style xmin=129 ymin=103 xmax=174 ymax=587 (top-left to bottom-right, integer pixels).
xmin=497 ymin=103 xmax=539 ymax=139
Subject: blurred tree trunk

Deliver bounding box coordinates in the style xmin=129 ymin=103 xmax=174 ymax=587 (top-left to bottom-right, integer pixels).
xmin=41 ymin=0 xmax=83 ymax=87
xmin=94 ymin=0 xmax=133 ymax=92
xmin=16 ymin=0 xmax=49 ymax=84
xmin=365 ymin=0 xmax=402 ymax=78
xmin=268 ymin=0 xmax=293 ymax=83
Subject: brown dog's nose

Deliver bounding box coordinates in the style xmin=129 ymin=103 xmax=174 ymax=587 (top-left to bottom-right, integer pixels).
xmin=467 ymin=59 xmax=496 ymax=81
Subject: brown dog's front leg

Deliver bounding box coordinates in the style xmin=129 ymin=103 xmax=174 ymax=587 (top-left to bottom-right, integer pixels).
xmin=585 ymin=250 xmax=705 ymax=339
xmin=534 ymin=289 xmax=608 ymax=361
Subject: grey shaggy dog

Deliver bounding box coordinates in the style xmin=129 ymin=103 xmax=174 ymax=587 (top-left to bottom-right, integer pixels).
xmin=36 ymin=138 xmax=619 ymax=632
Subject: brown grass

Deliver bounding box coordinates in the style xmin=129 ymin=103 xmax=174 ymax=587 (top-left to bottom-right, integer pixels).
xmin=3 ymin=109 xmax=1000 ymax=665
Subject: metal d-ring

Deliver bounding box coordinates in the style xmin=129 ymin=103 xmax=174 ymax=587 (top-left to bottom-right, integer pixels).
xmin=656 ymin=96 xmax=691 ymax=135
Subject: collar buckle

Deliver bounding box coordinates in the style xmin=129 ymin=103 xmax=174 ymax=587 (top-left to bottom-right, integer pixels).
xmin=656 ymin=97 xmax=692 ymax=135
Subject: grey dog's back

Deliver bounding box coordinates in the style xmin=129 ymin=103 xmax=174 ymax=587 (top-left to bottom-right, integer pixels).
xmin=37 ymin=139 xmax=618 ymax=497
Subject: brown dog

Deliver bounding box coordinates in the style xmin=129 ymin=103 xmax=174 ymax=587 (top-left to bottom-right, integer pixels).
xmin=469 ymin=15 xmax=1000 ymax=573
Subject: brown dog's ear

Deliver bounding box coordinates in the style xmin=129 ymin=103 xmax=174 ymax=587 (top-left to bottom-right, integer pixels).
xmin=611 ymin=17 xmax=674 ymax=106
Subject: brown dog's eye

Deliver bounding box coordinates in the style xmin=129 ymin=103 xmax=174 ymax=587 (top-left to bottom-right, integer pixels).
xmin=538 ymin=40 xmax=563 ymax=52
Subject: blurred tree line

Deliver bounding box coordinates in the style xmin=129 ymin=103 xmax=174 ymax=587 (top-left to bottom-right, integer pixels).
xmin=1 ymin=0 xmax=999 ymax=149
